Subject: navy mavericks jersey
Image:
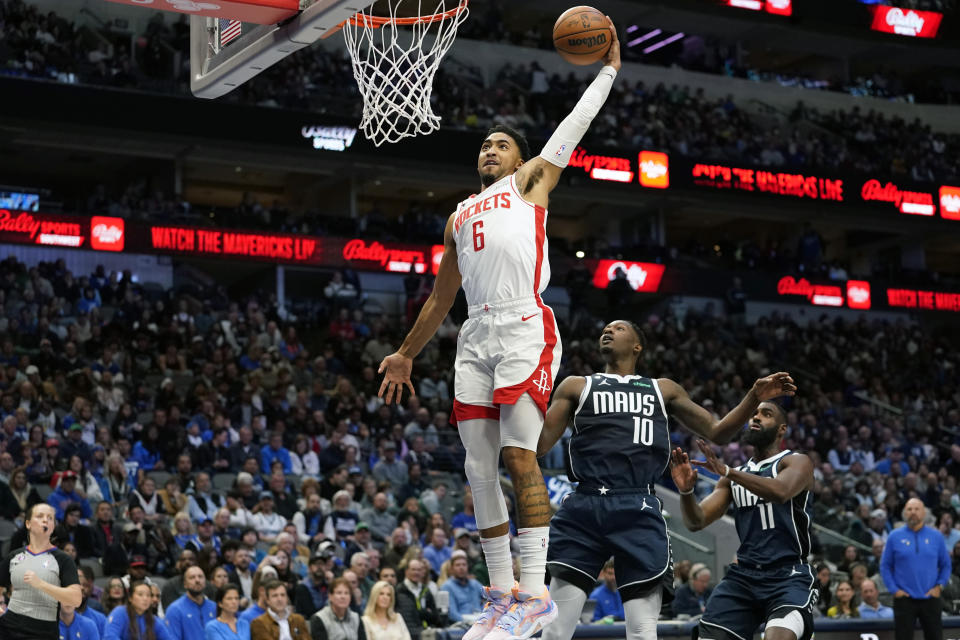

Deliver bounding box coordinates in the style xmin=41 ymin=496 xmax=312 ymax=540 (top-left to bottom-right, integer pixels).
xmin=567 ymin=373 xmax=671 ymax=488
xmin=731 ymin=450 xmax=813 ymax=567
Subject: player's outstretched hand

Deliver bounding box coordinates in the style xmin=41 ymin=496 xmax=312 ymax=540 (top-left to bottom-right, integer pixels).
xmin=378 ymin=352 xmax=415 ymax=405
xmin=670 ymin=448 xmax=698 ymax=494
xmin=691 ymin=438 xmax=728 ymax=476
xmin=601 ymin=16 xmax=621 ymax=72
xmin=752 ymin=371 xmax=796 ymax=401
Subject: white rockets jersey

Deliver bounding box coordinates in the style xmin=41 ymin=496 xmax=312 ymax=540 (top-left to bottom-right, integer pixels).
xmin=452 ymin=173 xmax=550 ymax=306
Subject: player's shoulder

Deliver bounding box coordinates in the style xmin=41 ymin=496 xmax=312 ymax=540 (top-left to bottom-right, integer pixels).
xmin=779 ymin=450 xmax=813 ymax=467
xmin=556 ymin=375 xmax=587 ymax=397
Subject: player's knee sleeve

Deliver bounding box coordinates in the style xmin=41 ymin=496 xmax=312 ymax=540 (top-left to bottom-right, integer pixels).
xmin=540 ymin=578 xmax=586 ymax=640
xmin=765 ymin=609 xmax=805 ymax=639
xmin=624 ymin=590 xmax=661 ymax=640
xmin=500 ymin=394 xmax=542 ymax=453
xmin=458 ymin=418 xmax=509 ymax=529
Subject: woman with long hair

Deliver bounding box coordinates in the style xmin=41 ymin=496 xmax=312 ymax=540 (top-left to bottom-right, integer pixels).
xmin=105 ymin=453 xmax=131 ymax=513
xmin=204 ymin=583 xmax=250 ymax=640
xmin=0 ymin=466 xmax=42 ymax=521
xmin=0 ymin=503 xmax=82 ymax=640
xmin=52 ymin=454 xmax=104 ymax=504
xmin=362 ymin=580 xmax=410 ymax=640
xmin=102 ymin=577 xmax=128 ymax=614
xmin=827 ymin=580 xmax=860 ymax=619
xmin=129 ymin=475 xmax=160 ymax=524
xmin=158 ymin=476 xmax=187 ymax=517
xmin=171 ymin=512 xmax=196 ymax=549
xmin=103 ymin=580 xmax=174 ymax=640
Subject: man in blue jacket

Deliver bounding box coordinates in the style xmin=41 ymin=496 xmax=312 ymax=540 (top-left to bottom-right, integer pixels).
xmin=48 ymin=471 xmax=92 ymax=520
xmin=164 ymin=565 xmax=216 ymax=640
xmin=261 ymin=431 xmax=292 ymax=474
xmin=60 ymin=601 xmax=100 ymax=640
xmin=880 ymin=498 xmax=951 ymax=640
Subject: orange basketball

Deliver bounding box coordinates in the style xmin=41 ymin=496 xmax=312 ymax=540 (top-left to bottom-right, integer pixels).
xmin=553 ymin=6 xmax=611 ymax=66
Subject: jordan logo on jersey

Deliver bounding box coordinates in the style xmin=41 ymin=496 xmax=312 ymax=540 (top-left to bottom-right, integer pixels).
xmin=532 ymin=367 xmax=552 ymax=394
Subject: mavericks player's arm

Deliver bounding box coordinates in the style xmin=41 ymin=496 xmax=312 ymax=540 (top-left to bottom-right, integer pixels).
xmin=397 ymin=213 xmax=463 ymax=360
xmin=727 ymin=453 xmax=814 ymax=505
xmin=681 ymin=477 xmax=733 ymax=532
xmin=656 ymin=378 xmax=754 ymax=444
xmin=536 ymin=376 xmax=586 ymax=458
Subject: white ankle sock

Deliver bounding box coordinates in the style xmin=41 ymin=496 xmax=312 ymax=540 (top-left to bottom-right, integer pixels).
xmin=517 ymin=526 xmax=549 ymax=594
xmin=480 ymin=533 xmax=513 ymax=592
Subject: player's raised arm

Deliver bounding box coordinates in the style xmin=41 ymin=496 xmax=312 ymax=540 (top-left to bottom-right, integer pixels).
xmin=516 ymin=17 xmax=621 ymax=204
xmin=691 ymin=439 xmax=813 ymax=505
xmin=536 ymin=376 xmax=586 ymax=457
xmin=657 ymin=373 xmax=797 ymax=444
xmin=378 ymin=213 xmax=462 ymax=404
xmin=670 ymin=447 xmax=732 ymax=532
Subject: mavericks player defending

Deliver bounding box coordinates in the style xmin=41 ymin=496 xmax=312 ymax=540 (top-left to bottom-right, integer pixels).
xmin=379 ymin=18 xmax=621 ymax=640
xmin=671 ymin=403 xmax=817 ymax=640
xmin=537 ymin=321 xmax=798 ymax=640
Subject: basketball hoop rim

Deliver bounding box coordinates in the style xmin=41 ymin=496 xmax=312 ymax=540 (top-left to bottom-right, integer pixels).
xmin=347 ymin=0 xmax=468 ymax=28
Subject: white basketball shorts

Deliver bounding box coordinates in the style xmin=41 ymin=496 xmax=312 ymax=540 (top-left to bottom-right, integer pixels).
xmin=452 ymin=295 xmax=562 ymax=425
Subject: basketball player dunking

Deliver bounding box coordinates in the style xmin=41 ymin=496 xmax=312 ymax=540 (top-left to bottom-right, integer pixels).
xmin=536 ymin=321 xmax=798 ymax=640
xmin=378 ymin=18 xmax=621 ymax=640
xmin=671 ymin=403 xmax=817 ymax=640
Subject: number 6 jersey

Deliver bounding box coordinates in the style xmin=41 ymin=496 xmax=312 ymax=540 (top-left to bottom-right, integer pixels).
xmin=453 ymin=173 xmax=550 ymax=306
xmin=568 ymin=373 xmax=672 ymax=489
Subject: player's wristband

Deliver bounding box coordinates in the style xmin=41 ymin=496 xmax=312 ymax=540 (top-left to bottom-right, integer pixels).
xmin=678 ymin=487 xmax=695 ymax=496
xmin=723 ymin=464 xmax=731 ymax=477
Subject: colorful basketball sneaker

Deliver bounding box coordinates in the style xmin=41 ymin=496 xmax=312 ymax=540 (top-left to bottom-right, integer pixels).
xmin=485 ymin=587 xmax=558 ymax=640
xmin=461 ymin=585 xmax=516 ymax=640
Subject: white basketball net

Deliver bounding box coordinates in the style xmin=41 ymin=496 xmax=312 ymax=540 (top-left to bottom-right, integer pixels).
xmin=343 ymin=0 xmax=469 ymax=146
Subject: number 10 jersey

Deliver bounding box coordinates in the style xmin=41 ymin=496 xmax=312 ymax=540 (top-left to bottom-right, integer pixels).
xmin=568 ymin=373 xmax=672 ymax=489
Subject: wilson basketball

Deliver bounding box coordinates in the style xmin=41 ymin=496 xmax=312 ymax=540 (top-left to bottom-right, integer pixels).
xmin=553 ymin=6 xmax=611 ymax=65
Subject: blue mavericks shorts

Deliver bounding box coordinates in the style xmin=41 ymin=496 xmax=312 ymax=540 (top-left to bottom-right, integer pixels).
xmin=699 ymin=562 xmax=817 ymax=640
xmin=547 ymin=490 xmax=673 ymax=602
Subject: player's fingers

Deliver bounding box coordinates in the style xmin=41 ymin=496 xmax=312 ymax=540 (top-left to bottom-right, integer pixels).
xmin=405 ymin=380 xmax=417 ymax=397
xmin=378 ymin=379 xmax=388 ymax=399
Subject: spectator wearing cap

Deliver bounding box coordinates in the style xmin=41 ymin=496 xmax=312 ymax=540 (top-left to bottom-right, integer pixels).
xmin=293 ymin=552 xmax=330 ymax=618
xmin=188 ymin=517 xmax=222 ymax=555
xmin=345 ymin=522 xmax=375 ymax=566
xmin=48 ymin=470 xmax=92 ymax=520
xmin=323 ymin=490 xmax=359 ymax=542
xmin=104 ymin=521 xmax=149 ymax=576
xmin=452 ymin=528 xmax=479 ymax=564
xmin=60 ymin=423 xmax=93 ymax=463
xmin=260 ymin=431 xmax=292 ymax=475
xmin=121 ymin=555 xmax=154 ymax=590
xmin=881 ymin=498 xmax=951 ymax=640
xmin=252 ymin=491 xmax=286 ymax=543
xmin=869 ymin=508 xmax=891 ymax=543
xmin=439 ymin=551 xmax=483 ymax=623
xmin=166 ymin=565 xmax=217 ymax=640
xmin=187 ymin=472 xmax=226 ymax=524
xmin=422 ymin=528 xmax=452 ymax=577
xmin=359 ymin=492 xmax=395 ymax=544
xmin=372 ymin=441 xmax=407 ymax=489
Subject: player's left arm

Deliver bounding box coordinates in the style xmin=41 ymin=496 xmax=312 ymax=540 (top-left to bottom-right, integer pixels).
xmin=693 ymin=438 xmax=813 ymax=504
xmin=516 ymin=17 xmax=621 ymax=206
xmin=536 ymin=376 xmax=586 ymax=457
xmin=657 ymin=373 xmax=796 ymax=444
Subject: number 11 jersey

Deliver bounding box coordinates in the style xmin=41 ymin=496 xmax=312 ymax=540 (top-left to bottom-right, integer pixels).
xmin=453 ymin=173 xmax=550 ymax=306
xmin=568 ymin=373 xmax=672 ymax=489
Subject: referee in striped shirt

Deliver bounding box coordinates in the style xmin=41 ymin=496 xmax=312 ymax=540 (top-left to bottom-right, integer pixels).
xmin=0 ymin=503 xmax=82 ymax=639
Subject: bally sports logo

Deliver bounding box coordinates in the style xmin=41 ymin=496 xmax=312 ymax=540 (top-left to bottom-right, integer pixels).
xmin=940 ymin=186 xmax=960 ymax=221
xmin=870 ymin=6 xmax=943 ymax=38
xmin=91 ymin=217 xmax=125 ymax=251
xmin=847 ymin=280 xmax=872 ymax=310
xmin=861 ymin=179 xmax=935 ymax=215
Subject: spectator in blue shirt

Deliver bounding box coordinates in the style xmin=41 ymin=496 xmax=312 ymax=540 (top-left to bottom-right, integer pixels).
xmin=874 ymin=449 xmax=910 ymax=476
xmin=166 ymin=566 xmax=217 ymax=640
xmin=440 ymin=552 xmax=484 ymax=622
xmin=422 ymin=528 xmax=452 ymax=577
xmin=450 ymin=491 xmax=477 ymax=533
xmin=857 ymin=579 xmax=893 ymax=619
xmin=48 ymin=471 xmax=92 ymax=520
xmin=589 ymin=561 xmax=624 ymax=621
xmin=205 ymin=584 xmax=250 ymax=640
xmin=60 ymin=602 xmax=100 ymax=640
xmin=260 ymin=432 xmax=292 ymax=475
xmin=105 ymin=581 xmax=174 ymax=640
xmin=880 ymin=498 xmax=951 ymax=640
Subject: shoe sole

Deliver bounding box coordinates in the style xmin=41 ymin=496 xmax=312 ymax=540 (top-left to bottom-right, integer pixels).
xmin=507 ymin=603 xmax=559 ymax=640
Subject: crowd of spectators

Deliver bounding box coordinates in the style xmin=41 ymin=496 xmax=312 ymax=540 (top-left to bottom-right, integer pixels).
xmin=0 ymin=247 xmax=957 ymax=633
xmin=3 ymin=0 xmax=960 ymax=183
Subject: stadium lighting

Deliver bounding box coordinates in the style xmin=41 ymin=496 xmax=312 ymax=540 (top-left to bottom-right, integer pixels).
xmin=626 ymin=29 xmax=662 ymax=48
xmin=643 ymin=32 xmax=685 ymax=54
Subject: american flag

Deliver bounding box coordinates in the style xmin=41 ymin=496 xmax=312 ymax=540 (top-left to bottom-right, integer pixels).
xmin=219 ymin=18 xmax=242 ymax=46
